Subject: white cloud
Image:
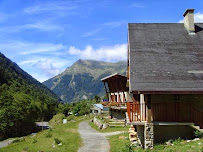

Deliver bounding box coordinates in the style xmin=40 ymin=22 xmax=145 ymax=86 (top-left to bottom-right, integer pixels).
xmin=0 ymin=40 xmax=70 ymax=82
xmin=102 ymin=21 xmax=126 ymax=28
xmin=81 ymin=21 xmax=125 ymax=37
xmin=0 ymin=21 xmax=64 ymax=33
xmin=68 ymin=44 xmax=127 ymax=62
xmin=19 ymin=57 xmax=71 ymax=82
xmin=81 ymin=28 xmax=102 ymax=37
xmin=24 ymin=1 xmax=78 ymax=16
xmin=20 ymin=57 xmax=71 ymax=82
xmin=178 ymin=12 xmax=203 ymax=23
xmin=20 ymin=43 xmax=65 ymax=55
xmin=0 ymin=41 xmax=66 ymax=55
xmin=23 ymin=22 xmax=64 ymax=31
xmin=194 ymin=12 xmax=203 ymax=22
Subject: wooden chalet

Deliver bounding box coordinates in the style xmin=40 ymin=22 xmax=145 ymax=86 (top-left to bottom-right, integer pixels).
xmin=126 ymin=9 xmax=203 ymax=148
xmin=101 ymin=73 xmax=131 ymax=120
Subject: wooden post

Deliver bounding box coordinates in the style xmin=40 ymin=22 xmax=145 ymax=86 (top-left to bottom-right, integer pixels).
xmin=147 ymin=95 xmax=152 ymax=123
xmin=103 ymin=82 xmax=109 ymax=101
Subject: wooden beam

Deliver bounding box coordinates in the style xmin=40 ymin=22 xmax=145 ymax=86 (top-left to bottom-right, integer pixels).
xmin=146 ymin=95 xmax=152 ymax=123
xmin=133 ymin=91 xmax=203 ymax=94
xmin=103 ymin=82 xmax=110 ymax=101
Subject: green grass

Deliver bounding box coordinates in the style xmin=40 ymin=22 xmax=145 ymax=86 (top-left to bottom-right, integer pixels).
xmin=89 ymin=121 xmax=129 ymax=133
xmin=150 ymin=138 xmax=203 ymax=152
xmin=108 ymin=132 xmax=133 ymax=152
xmin=108 ymin=133 xmax=203 ymax=152
xmin=1 ymin=114 xmax=89 ymax=152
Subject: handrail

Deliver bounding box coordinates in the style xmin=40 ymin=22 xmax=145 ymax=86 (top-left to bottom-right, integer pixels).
xmin=127 ymin=102 xmax=147 ymax=122
xmin=101 ymin=101 xmax=127 ymax=107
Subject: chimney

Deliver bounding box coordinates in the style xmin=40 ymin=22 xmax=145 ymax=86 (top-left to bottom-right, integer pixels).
xmin=183 ymin=9 xmax=195 ymax=34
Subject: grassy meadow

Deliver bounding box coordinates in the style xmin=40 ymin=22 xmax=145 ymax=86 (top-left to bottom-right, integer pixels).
xmin=0 ymin=114 xmax=89 ymax=152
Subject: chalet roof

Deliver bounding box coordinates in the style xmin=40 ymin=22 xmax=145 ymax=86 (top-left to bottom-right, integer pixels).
xmin=128 ymin=23 xmax=203 ymax=93
xmin=101 ymin=73 xmax=128 ymax=92
xmin=101 ymin=73 xmax=127 ymax=82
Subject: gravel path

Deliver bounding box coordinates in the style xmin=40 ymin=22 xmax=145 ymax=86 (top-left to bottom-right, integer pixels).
xmin=78 ymin=121 xmax=125 ymax=152
xmin=0 ymin=140 xmax=13 ymax=148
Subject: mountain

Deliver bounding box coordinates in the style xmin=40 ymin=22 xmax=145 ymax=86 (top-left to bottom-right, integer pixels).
xmin=43 ymin=59 xmax=127 ymax=102
xmin=0 ymin=52 xmax=60 ymax=140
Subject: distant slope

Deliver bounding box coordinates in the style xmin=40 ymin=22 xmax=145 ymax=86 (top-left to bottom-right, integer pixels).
xmin=43 ymin=59 xmax=127 ymax=102
xmin=0 ymin=52 xmax=60 ymax=140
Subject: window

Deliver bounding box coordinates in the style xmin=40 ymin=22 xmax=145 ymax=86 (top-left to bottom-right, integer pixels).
xmin=174 ymin=94 xmax=181 ymax=102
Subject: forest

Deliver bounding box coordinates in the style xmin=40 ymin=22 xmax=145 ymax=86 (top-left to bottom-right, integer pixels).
xmin=0 ymin=52 xmax=60 ymax=140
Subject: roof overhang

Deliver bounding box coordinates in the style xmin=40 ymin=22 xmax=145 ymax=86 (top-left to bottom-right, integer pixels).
xmin=132 ymin=90 xmax=203 ymax=94
xmin=101 ymin=73 xmax=127 ymax=82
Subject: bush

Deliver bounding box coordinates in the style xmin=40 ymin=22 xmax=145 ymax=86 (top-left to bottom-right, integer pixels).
xmin=54 ymin=137 xmax=62 ymax=144
xmin=22 ymin=146 xmax=29 ymax=151
xmin=173 ymin=138 xmax=182 ymax=145
xmin=194 ymin=130 xmax=203 ymax=138
xmin=121 ymin=143 xmax=133 ymax=152
xmin=67 ymin=115 xmax=76 ymax=121
xmin=45 ymin=130 xmax=52 ymax=138
xmin=49 ymin=113 xmax=65 ymax=126
xmin=32 ymin=138 xmax=37 ymax=143
xmin=12 ymin=137 xmax=25 ymax=143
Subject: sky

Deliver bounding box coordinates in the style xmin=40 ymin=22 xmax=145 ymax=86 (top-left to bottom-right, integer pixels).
xmin=0 ymin=0 xmax=203 ymax=82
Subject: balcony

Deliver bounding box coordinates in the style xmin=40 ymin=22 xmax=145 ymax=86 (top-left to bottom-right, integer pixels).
xmin=127 ymin=102 xmax=203 ymax=128
xmin=101 ymin=102 xmax=127 ymax=110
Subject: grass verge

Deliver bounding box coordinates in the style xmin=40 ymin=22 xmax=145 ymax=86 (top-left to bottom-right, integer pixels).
xmin=108 ymin=132 xmax=133 ymax=152
xmin=150 ymin=138 xmax=203 ymax=152
xmin=89 ymin=121 xmax=129 ymax=133
xmin=1 ymin=114 xmax=89 ymax=152
xmin=108 ymin=134 xmax=203 ymax=152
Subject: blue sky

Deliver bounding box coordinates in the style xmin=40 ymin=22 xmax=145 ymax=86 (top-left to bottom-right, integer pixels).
xmin=0 ymin=0 xmax=203 ymax=82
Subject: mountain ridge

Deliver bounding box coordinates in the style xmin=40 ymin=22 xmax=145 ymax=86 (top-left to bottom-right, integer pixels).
xmin=43 ymin=59 xmax=127 ymax=102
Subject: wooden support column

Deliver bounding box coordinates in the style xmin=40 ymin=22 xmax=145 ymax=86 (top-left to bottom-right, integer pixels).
xmin=103 ymin=82 xmax=108 ymax=98
xmin=123 ymin=91 xmax=127 ymax=102
xmin=146 ymin=95 xmax=152 ymax=123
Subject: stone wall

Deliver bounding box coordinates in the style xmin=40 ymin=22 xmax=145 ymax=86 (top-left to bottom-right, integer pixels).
xmin=137 ymin=125 xmax=144 ymax=148
xmin=93 ymin=117 xmax=108 ymax=129
xmin=144 ymin=123 xmax=154 ymax=149
xmin=136 ymin=123 xmax=154 ymax=149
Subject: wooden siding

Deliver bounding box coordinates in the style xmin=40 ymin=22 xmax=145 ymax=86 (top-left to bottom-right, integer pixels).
xmin=127 ymin=102 xmax=203 ymax=129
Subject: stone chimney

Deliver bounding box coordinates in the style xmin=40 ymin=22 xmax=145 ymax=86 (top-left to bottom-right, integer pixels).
xmin=183 ymin=9 xmax=195 ymax=33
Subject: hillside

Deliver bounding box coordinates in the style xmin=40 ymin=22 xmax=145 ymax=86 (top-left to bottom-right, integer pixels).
xmin=0 ymin=52 xmax=60 ymax=140
xmin=43 ymin=59 xmax=127 ymax=102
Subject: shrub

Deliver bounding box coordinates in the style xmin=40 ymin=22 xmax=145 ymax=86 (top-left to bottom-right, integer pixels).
xmin=12 ymin=137 xmax=25 ymax=143
xmin=121 ymin=143 xmax=133 ymax=152
xmin=173 ymin=137 xmax=182 ymax=145
xmin=194 ymin=130 xmax=203 ymax=138
xmin=49 ymin=113 xmax=65 ymax=126
xmin=22 ymin=146 xmax=29 ymax=151
xmin=45 ymin=130 xmax=52 ymax=138
xmin=54 ymin=137 xmax=62 ymax=144
xmin=32 ymin=138 xmax=37 ymax=143
xmin=67 ymin=115 xmax=75 ymax=121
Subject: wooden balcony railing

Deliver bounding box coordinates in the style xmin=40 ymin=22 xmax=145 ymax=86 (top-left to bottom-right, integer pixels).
xmin=101 ymin=101 xmax=127 ymax=107
xmin=127 ymin=102 xmax=203 ymax=129
xmin=127 ymin=102 xmax=147 ymax=122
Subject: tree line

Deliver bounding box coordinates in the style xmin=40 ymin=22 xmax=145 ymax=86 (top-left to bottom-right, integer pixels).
xmin=0 ymin=53 xmax=59 ymax=140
